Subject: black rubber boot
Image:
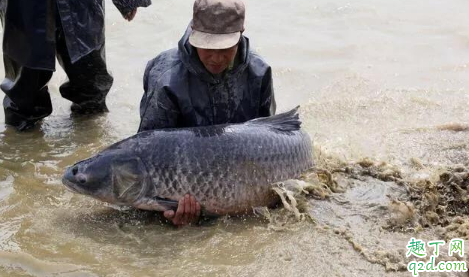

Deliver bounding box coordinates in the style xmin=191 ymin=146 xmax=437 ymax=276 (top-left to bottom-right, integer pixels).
xmin=3 ymin=96 xmax=51 ymax=131
xmin=70 ymin=100 xmax=109 ymax=115
xmin=1 ymin=55 xmax=54 ymax=131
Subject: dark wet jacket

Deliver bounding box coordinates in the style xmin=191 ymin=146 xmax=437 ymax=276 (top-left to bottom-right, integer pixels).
xmin=138 ymin=26 xmax=276 ymax=131
xmin=0 ymin=0 xmax=151 ymax=71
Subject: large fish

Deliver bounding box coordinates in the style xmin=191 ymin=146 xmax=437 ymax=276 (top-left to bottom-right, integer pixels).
xmin=62 ymin=107 xmax=313 ymax=215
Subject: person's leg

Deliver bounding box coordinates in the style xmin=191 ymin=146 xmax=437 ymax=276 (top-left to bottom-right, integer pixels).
xmin=1 ymin=55 xmax=53 ymax=130
xmin=55 ymin=23 xmax=113 ymax=114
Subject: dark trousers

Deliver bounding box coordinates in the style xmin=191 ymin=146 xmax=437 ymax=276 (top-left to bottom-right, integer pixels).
xmin=1 ymin=17 xmax=113 ymax=130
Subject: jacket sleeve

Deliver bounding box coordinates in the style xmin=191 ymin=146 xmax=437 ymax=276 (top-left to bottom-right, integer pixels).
xmin=0 ymin=0 xmax=6 ymax=18
xmin=112 ymin=0 xmax=151 ymax=17
xmin=138 ymin=60 xmax=180 ymax=132
xmin=259 ymin=66 xmax=276 ymax=117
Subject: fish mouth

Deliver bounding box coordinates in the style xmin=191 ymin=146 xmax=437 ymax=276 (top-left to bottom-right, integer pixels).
xmin=61 ymin=177 xmax=82 ymax=194
xmin=62 ymin=167 xmax=78 ymax=191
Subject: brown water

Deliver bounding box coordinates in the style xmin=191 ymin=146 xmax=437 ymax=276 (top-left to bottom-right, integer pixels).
xmin=1 ymin=0 xmax=469 ymax=276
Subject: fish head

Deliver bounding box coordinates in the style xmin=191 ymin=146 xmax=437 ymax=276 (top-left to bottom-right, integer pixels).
xmin=62 ymin=149 xmax=150 ymax=205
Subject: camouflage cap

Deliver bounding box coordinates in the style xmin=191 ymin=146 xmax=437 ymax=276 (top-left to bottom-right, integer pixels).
xmin=189 ymin=0 xmax=245 ymax=49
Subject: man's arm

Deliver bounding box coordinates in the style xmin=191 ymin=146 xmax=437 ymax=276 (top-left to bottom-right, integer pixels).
xmin=138 ymin=60 xmax=200 ymax=226
xmin=138 ymin=88 xmax=181 ymax=132
xmin=138 ymin=60 xmax=180 ymax=132
xmin=259 ymin=66 xmax=276 ymax=117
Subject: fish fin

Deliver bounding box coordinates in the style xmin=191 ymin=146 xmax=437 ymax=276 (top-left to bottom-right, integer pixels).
xmin=200 ymin=209 xmax=220 ymax=219
xmin=146 ymin=196 xmax=219 ymax=218
xmin=132 ymin=197 xmax=179 ymax=211
xmin=152 ymin=197 xmax=179 ymax=211
xmin=247 ymin=106 xmax=301 ymax=131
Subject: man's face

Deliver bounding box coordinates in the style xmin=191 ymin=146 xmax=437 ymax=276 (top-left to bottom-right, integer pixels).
xmin=196 ymin=45 xmax=238 ymax=75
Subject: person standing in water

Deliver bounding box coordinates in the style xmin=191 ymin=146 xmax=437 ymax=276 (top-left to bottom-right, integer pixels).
xmin=0 ymin=0 xmax=151 ymax=131
xmin=139 ymin=0 xmax=276 ymax=226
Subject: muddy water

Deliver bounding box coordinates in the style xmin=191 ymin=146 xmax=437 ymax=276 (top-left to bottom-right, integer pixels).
xmin=1 ymin=0 xmax=469 ymax=276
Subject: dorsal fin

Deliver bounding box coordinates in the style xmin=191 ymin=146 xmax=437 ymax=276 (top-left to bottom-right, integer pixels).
xmin=247 ymin=106 xmax=301 ymax=131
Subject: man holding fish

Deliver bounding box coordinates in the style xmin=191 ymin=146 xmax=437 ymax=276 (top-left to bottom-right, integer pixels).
xmin=139 ymin=0 xmax=276 ymax=226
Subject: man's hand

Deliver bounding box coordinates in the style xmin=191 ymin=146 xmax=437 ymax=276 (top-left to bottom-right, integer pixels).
xmin=124 ymin=9 xmax=137 ymax=21
xmin=164 ymin=194 xmax=201 ymax=226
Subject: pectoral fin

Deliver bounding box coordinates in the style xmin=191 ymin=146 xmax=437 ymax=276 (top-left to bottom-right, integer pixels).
xmin=132 ymin=196 xmax=179 ymax=212
xmin=133 ymin=196 xmax=219 ymax=218
xmin=152 ymin=196 xmax=179 ymax=211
